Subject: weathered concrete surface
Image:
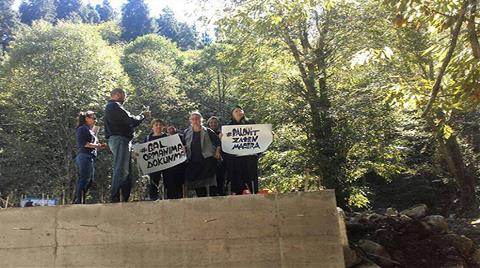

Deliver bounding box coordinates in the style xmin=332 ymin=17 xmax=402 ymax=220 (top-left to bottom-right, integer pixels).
xmin=0 ymin=191 xmax=344 ymax=267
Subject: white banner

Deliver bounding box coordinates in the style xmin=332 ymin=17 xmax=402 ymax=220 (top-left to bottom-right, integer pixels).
xmin=221 ymin=124 xmax=273 ymax=156
xmin=133 ymin=134 xmax=186 ymax=174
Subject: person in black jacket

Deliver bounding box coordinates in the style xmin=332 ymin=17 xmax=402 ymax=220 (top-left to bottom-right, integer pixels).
xmin=224 ymin=105 xmax=259 ymax=195
xmin=207 ymin=116 xmax=226 ymax=196
xmin=104 ymin=88 xmax=150 ymax=202
xmin=144 ymin=119 xmax=184 ymax=200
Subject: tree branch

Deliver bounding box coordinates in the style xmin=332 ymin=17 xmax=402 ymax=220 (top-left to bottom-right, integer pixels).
xmin=422 ymin=0 xmax=469 ymax=117
xmin=467 ymin=0 xmax=480 ymax=59
xmin=282 ymin=28 xmax=310 ymax=88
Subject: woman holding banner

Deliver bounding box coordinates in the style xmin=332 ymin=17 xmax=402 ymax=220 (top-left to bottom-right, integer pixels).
xmin=144 ymin=119 xmax=168 ymax=200
xmin=74 ymin=111 xmax=107 ymax=204
xmin=144 ymin=119 xmax=185 ymax=200
xmin=224 ymin=105 xmax=259 ymax=195
xmin=184 ymin=112 xmax=221 ymax=197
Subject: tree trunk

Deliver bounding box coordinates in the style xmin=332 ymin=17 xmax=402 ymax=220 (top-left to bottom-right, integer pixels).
xmin=438 ymin=134 xmax=479 ymax=216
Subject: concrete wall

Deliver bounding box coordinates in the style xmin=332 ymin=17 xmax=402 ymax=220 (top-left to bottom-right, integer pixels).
xmin=0 ymin=191 xmax=344 ymax=267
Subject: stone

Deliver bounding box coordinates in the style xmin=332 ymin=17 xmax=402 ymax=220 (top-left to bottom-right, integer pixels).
xmin=469 ymin=248 xmax=480 ymax=265
xmin=399 ymin=214 xmax=412 ymax=222
xmin=444 ymin=234 xmax=474 ymax=256
xmin=353 ymin=259 xmax=382 ymax=268
xmin=358 ymin=239 xmax=394 ymax=267
xmin=337 ymin=207 xmax=347 ymax=219
xmin=385 ymin=207 xmax=398 ymax=217
xmin=366 ymin=213 xmax=384 ymax=222
xmin=424 ymin=215 xmax=449 ymax=233
xmin=344 ymin=246 xmax=362 ymax=268
xmin=400 ymin=204 xmax=427 ymax=218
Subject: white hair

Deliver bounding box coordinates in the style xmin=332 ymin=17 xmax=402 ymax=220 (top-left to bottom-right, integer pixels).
xmin=189 ymin=111 xmax=204 ymax=123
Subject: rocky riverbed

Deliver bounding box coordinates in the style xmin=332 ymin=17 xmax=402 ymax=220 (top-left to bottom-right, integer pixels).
xmin=342 ymin=204 xmax=480 ymax=267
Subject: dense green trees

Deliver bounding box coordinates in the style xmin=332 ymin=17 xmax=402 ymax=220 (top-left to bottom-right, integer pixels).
xmin=380 ymin=0 xmax=480 ymax=214
xmin=0 ymin=22 xmax=129 ymax=202
xmin=19 ymin=0 xmax=56 ymax=25
xmin=121 ymin=0 xmax=153 ymax=41
xmin=55 ymin=0 xmax=82 ymax=20
xmin=0 ymin=0 xmax=479 ymax=213
xmin=0 ymin=0 xmax=19 ymax=57
xmin=156 ymin=7 xmax=202 ymax=50
xmin=215 ymin=0 xmax=409 ymax=207
xmin=122 ymin=34 xmax=193 ymax=132
xmin=18 ymin=0 xmax=115 ymax=25
xmin=95 ymin=0 xmax=115 ymax=22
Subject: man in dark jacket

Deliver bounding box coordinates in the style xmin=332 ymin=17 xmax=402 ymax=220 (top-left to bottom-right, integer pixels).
xmin=104 ymin=88 xmax=150 ymax=202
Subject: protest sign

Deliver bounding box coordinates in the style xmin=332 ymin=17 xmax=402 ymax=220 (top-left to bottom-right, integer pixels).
xmin=133 ymin=134 xmax=186 ymax=174
xmin=221 ymin=124 xmax=273 ymax=156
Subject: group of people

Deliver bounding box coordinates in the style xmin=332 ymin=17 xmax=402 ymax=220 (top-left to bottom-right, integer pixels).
xmin=74 ymin=88 xmax=260 ymax=203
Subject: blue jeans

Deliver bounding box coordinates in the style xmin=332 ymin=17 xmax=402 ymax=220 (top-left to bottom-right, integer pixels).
xmin=108 ymin=136 xmax=132 ymax=202
xmin=75 ymin=153 xmax=95 ymax=204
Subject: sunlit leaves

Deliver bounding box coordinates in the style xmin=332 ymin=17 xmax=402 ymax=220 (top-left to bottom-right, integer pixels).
xmin=0 ymin=21 xmax=129 ymax=198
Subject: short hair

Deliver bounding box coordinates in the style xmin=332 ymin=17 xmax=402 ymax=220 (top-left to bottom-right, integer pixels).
xmin=207 ymin=116 xmax=219 ymax=125
xmin=150 ymin=118 xmax=166 ymax=128
xmin=189 ymin=111 xmax=204 ymax=123
xmin=110 ymin=88 xmax=125 ymax=97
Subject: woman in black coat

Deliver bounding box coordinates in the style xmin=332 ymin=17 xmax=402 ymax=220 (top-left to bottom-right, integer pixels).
xmin=224 ymin=106 xmax=259 ymax=195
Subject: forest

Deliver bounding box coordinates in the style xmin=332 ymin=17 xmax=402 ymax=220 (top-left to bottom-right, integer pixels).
xmin=0 ymin=0 xmax=479 ymax=217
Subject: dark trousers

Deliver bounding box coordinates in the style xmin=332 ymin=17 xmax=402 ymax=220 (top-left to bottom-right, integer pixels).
xmin=74 ymin=153 xmax=95 ymax=204
xmin=164 ymin=164 xmax=185 ymax=199
xmin=148 ymin=172 xmax=162 ymax=200
xmin=228 ymin=155 xmax=259 ymax=195
xmin=195 ymin=187 xmax=210 ymax=197
xmin=214 ymin=160 xmax=226 ymax=196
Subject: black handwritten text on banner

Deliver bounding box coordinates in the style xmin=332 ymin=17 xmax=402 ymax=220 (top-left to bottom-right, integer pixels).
xmin=221 ymin=124 xmax=273 ymax=156
xmin=133 ymin=134 xmax=186 ymax=174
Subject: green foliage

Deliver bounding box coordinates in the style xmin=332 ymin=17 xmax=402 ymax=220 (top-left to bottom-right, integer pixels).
xmin=79 ymin=4 xmax=101 ymax=24
xmin=1 ymin=0 xmax=478 ymax=212
xmin=156 ymin=7 xmax=202 ymax=50
xmin=0 ymin=0 xmax=20 ymax=56
xmin=215 ymin=0 xmax=410 ymax=208
xmin=95 ymin=0 xmax=116 ymax=23
xmin=121 ymin=0 xmax=153 ymax=41
xmin=55 ymin=0 xmax=82 ymax=20
xmin=156 ymin=7 xmax=178 ymax=41
xmin=122 ymin=34 xmax=193 ymax=134
xmin=94 ymin=21 xmax=122 ymax=44
xmin=0 ymin=21 xmax=129 ymax=201
xmin=19 ymin=0 xmax=56 ymax=25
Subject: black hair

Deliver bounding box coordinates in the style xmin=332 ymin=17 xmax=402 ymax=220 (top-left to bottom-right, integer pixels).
xmin=77 ymin=111 xmax=95 ymax=128
xmin=110 ymin=88 xmax=125 ymax=97
xmin=230 ymin=105 xmax=246 ymax=122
